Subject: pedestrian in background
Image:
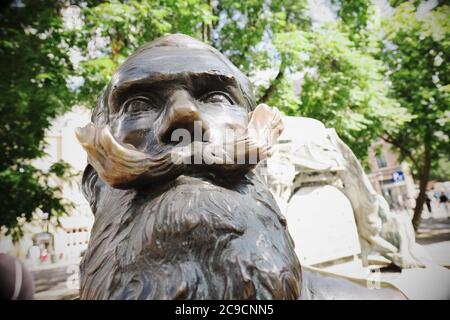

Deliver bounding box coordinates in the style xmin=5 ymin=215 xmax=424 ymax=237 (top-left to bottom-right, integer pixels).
xmin=439 ymin=192 xmax=449 ymax=218
xmin=425 ymin=193 xmax=432 ymax=214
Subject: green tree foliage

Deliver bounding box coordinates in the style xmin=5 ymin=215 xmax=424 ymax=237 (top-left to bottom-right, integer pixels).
xmin=0 ymin=1 xmax=78 ymax=240
xmin=267 ymin=27 xmax=410 ymax=157
xmin=430 ymin=157 xmax=450 ymax=181
xmin=255 ymin=0 xmax=410 ymax=157
xmin=380 ymin=2 xmax=450 ymax=228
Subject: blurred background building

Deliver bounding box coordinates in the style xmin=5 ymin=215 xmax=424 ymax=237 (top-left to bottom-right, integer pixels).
xmin=367 ymin=139 xmax=416 ymax=212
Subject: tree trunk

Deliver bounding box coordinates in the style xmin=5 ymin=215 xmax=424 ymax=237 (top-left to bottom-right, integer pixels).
xmin=201 ymin=0 xmax=213 ymax=42
xmin=259 ymin=61 xmax=285 ymax=104
xmin=412 ymin=146 xmax=431 ymax=231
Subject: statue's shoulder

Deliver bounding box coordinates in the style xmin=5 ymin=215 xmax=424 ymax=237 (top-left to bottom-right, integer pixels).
xmin=281 ymin=116 xmax=325 ymax=129
xmin=279 ymin=116 xmax=327 ymax=144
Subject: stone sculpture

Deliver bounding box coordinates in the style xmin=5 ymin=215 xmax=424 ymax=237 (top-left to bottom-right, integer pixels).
xmin=265 ymin=116 xmax=424 ymax=269
xmin=76 ymin=34 xmax=405 ymax=299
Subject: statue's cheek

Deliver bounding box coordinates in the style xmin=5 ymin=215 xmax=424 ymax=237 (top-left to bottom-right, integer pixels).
xmin=112 ymin=114 xmax=159 ymax=148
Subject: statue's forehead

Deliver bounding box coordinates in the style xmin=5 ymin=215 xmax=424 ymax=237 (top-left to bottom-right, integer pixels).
xmin=111 ymin=46 xmax=237 ymax=88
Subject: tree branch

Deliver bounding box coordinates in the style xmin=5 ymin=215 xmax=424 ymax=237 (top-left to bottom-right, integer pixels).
xmin=259 ymin=60 xmax=285 ymax=104
xmin=381 ymin=133 xmax=421 ymax=173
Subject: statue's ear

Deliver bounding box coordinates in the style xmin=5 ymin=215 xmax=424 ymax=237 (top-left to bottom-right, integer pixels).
xmin=82 ymin=164 xmax=102 ymax=215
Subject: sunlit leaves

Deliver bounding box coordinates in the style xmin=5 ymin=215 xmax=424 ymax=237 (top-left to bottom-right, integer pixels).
xmin=380 ymin=2 xmax=449 ymax=182
xmin=0 ymin=0 xmax=77 ymax=239
xmin=267 ymin=25 xmax=410 ymax=157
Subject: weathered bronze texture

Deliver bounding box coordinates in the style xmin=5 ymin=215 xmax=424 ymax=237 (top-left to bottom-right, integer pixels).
xmin=77 ymin=34 xmax=299 ymax=299
xmin=77 ymin=34 xmax=405 ymax=300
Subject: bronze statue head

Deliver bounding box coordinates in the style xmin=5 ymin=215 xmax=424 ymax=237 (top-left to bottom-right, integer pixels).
xmin=76 ymin=34 xmax=301 ymax=299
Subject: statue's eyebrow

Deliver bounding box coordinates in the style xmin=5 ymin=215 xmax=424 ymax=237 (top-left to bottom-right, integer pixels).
xmin=108 ymin=74 xmax=177 ymax=113
xmin=190 ymin=72 xmax=240 ymax=94
xmin=108 ymin=72 xmax=240 ymax=112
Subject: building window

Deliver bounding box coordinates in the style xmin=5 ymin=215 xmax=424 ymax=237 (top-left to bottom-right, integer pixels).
xmin=376 ymin=153 xmax=388 ymax=169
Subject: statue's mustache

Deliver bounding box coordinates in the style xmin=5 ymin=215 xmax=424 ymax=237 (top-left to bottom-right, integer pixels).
xmin=75 ymin=104 xmax=284 ymax=189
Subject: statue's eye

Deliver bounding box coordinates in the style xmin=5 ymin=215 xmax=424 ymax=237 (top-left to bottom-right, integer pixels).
xmin=123 ymin=96 xmax=154 ymax=114
xmin=200 ymin=92 xmax=234 ymax=105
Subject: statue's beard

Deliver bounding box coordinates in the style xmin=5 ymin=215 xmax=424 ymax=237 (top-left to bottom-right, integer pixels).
xmin=75 ymin=104 xmax=283 ymax=189
xmin=79 ymin=172 xmax=302 ymax=300
xmin=77 ymin=104 xmax=300 ymax=299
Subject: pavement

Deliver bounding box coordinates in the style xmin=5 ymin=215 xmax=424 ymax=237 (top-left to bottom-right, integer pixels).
xmin=316 ymin=215 xmax=450 ymax=299
xmin=416 ymin=216 xmax=450 ymax=267
xmin=32 ymin=260 xmax=80 ymax=300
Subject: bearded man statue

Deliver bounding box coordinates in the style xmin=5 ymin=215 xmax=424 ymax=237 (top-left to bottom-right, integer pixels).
xmin=76 ymin=34 xmax=405 ymax=300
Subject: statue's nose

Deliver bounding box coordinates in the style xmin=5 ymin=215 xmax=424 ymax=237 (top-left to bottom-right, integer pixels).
xmin=158 ymin=90 xmax=206 ymax=144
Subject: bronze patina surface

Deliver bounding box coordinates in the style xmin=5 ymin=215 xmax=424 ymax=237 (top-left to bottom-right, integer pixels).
xmin=76 ymin=34 xmax=405 ymax=300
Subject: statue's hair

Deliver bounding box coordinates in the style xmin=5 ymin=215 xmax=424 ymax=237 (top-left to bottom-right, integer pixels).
xmin=80 ymin=171 xmax=301 ymax=299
